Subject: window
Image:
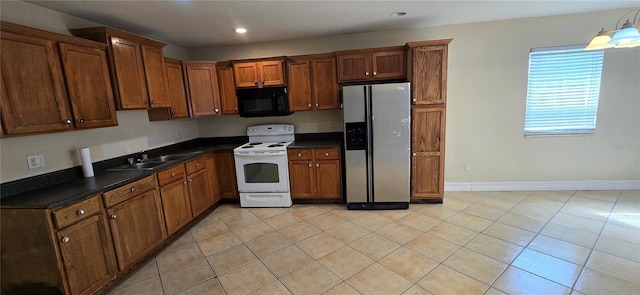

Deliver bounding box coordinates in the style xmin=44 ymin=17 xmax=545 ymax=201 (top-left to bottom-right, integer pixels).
xmin=524 ymin=45 xmax=604 ymax=136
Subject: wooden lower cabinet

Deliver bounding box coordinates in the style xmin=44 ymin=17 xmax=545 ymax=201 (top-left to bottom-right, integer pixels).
xmin=288 ymin=148 xmax=342 ymax=201
xmin=186 ymin=158 xmax=213 ymax=217
xmin=215 ymin=152 xmax=238 ymax=200
xmin=411 ymin=106 xmax=446 ymax=201
xmin=104 ymin=176 xmax=166 ymax=271
xmin=0 ymin=195 xmax=117 ymax=295
xmin=158 ymin=165 xmax=192 ymax=236
xmin=205 ymin=154 xmax=222 ymax=204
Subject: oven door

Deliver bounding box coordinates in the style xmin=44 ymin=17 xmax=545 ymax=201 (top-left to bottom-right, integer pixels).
xmin=234 ymin=150 xmax=290 ymax=193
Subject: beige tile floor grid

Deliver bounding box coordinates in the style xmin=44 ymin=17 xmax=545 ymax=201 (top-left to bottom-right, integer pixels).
xmin=108 ymin=190 xmax=640 ymax=295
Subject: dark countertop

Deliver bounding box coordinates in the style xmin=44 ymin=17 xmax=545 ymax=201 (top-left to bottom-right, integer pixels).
xmin=0 ymin=134 xmax=343 ymax=210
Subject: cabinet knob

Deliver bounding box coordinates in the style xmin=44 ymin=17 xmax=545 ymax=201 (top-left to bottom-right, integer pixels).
xmin=195 ymin=163 xmax=199 ymax=167
xmin=130 ymin=187 xmax=135 ymax=192
xmin=150 ymin=100 xmax=156 ymax=104
xmin=315 ymin=103 xmax=319 ymax=107
xmin=76 ymin=209 xmax=85 ymax=215
xmin=144 ymin=100 xmax=149 ymax=105
xmin=308 ymin=104 xmax=312 ymax=108
xmin=412 ymin=98 xmax=417 ymax=103
xmin=297 ymin=153 xmax=302 ymax=157
xmin=189 ymin=179 xmax=193 ymax=183
xmin=61 ymin=237 xmax=70 ymax=243
xmin=373 ymin=71 xmax=377 ymax=76
xmin=183 ymin=181 xmax=187 ymax=185
xmin=316 ymin=163 xmax=319 ymax=167
xmin=254 ymin=80 xmax=258 ymax=85
xmin=171 ymin=172 xmax=176 ymax=177
xmin=214 ymin=108 xmax=219 ymax=113
xmin=77 ymin=118 xmax=84 ymax=123
xmin=110 ymin=215 xmax=117 ymax=220
xmin=261 ymin=79 xmax=265 ymax=84
xmin=308 ymin=163 xmax=312 ymax=168
xmin=365 ymin=71 xmax=369 ymax=76
xmin=324 ymin=153 xmax=329 ymax=157
xmin=412 ymin=153 xmax=416 ymax=156
xmin=234 ymin=107 xmax=238 ymax=110
xmin=170 ymin=111 xmax=176 ymax=117
xmin=64 ymin=119 xmax=72 ymax=124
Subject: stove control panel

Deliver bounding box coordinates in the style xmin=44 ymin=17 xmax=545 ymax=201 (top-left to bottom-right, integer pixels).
xmin=247 ymin=124 xmax=294 ymax=136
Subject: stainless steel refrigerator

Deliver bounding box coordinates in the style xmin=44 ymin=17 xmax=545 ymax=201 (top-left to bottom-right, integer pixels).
xmin=343 ymin=82 xmax=411 ymax=210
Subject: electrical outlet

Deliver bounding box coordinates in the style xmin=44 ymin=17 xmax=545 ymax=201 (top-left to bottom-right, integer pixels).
xmin=175 ymin=129 xmax=182 ymax=139
xmin=330 ymin=121 xmax=335 ymax=129
xmin=27 ymin=154 xmax=45 ymax=169
xmin=463 ymin=163 xmax=470 ymax=172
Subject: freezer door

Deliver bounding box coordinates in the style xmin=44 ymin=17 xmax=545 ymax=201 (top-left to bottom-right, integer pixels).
xmin=370 ymin=83 xmax=411 ymax=203
xmin=342 ymin=85 xmax=369 ymax=204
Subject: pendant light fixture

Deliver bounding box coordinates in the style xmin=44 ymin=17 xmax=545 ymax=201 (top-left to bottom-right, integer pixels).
xmin=585 ymin=9 xmax=640 ymax=50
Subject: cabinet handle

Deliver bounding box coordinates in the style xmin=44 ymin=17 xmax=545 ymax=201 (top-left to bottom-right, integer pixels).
xmin=110 ymin=215 xmax=117 ymax=219
xmin=61 ymin=237 xmax=70 ymax=243
xmin=373 ymin=71 xmax=377 ymax=76
xmin=324 ymin=153 xmax=329 ymax=157
xmin=76 ymin=209 xmax=85 ymax=215
xmin=365 ymin=71 xmax=369 ymax=76
xmin=214 ymin=108 xmax=219 ymax=113
xmin=308 ymin=104 xmax=312 ymax=108
xmin=77 ymin=118 xmax=84 ymax=123
xmin=64 ymin=119 xmax=72 ymax=124
xmin=297 ymin=153 xmax=302 ymax=157
xmin=130 ymin=187 xmax=135 ymax=192
xmin=316 ymin=163 xmax=319 ymax=168
xmin=171 ymin=172 xmax=176 ymax=177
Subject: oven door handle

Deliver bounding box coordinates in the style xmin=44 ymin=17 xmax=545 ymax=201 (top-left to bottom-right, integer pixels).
xmin=234 ymin=151 xmax=287 ymax=156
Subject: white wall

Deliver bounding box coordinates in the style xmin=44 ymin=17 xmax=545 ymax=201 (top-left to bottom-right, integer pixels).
xmin=191 ymin=8 xmax=640 ymax=184
xmin=0 ymin=1 xmax=197 ymax=183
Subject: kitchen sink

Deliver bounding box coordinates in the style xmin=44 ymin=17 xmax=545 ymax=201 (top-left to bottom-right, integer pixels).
xmin=157 ymin=155 xmax=187 ymax=161
xmin=107 ymin=161 xmax=167 ymax=171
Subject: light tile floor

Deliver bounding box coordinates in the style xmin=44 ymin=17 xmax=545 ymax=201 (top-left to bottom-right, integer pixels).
xmin=108 ymin=190 xmax=640 ymax=295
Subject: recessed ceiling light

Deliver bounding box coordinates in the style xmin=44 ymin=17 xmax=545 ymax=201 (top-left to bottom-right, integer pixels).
xmin=391 ymin=12 xmax=407 ymax=17
xmin=234 ymin=28 xmax=247 ymax=34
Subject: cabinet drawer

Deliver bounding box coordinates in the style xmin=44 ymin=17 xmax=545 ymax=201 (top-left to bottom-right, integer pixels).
xmin=103 ymin=175 xmax=157 ymax=208
xmin=157 ymin=165 xmax=186 ymax=186
xmin=52 ymin=195 xmax=102 ymax=229
xmin=185 ymin=157 xmax=205 ymax=174
xmin=314 ymin=148 xmax=340 ymax=160
xmin=288 ymin=149 xmax=313 ymax=160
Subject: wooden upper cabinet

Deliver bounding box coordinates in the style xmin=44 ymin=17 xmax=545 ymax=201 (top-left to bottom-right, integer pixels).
xmin=287 ymin=55 xmax=338 ymax=112
xmin=233 ymin=60 xmax=285 ymax=88
xmin=406 ymin=39 xmax=452 ymax=105
xmin=58 ymin=43 xmax=118 ymax=129
xmin=0 ymin=30 xmax=72 ymax=135
xmin=149 ymin=58 xmax=189 ymax=120
xmin=71 ymin=27 xmax=168 ymax=110
xmin=336 ymin=47 xmax=405 ymax=82
xmin=141 ymin=45 xmax=170 ymax=108
xmin=216 ymin=62 xmax=238 ymax=114
xmin=0 ymin=21 xmax=118 ymax=136
xmin=182 ymin=61 xmax=221 ymax=117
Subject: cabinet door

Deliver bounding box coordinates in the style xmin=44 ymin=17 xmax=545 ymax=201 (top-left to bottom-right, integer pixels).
xmin=216 ymin=64 xmax=238 ymax=114
xmin=58 ymin=43 xmax=118 ymax=129
xmin=233 ymin=62 xmax=258 ymax=88
xmin=411 ymin=107 xmax=445 ymax=200
xmin=259 ymin=60 xmax=285 ymax=87
xmin=187 ymin=168 xmax=213 ymax=217
xmin=311 ymin=57 xmax=339 ymax=110
xmin=205 ymin=154 xmax=221 ymax=204
xmin=141 ymin=45 xmax=170 ymax=108
xmin=57 ymin=214 xmax=116 ymax=295
xmin=183 ymin=62 xmax=221 ymax=117
xmin=372 ymin=50 xmax=405 ymax=80
xmin=289 ymin=160 xmax=315 ymax=199
xmin=287 ymin=59 xmax=312 ymax=111
xmin=337 ymin=53 xmax=370 ymax=82
xmin=410 ymin=46 xmax=447 ymax=105
xmin=215 ymin=152 xmax=238 ymax=200
xmin=109 ymin=37 xmax=149 ymax=109
xmin=316 ymin=159 xmax=342 ymax=199
xmin=107 ymin=190 xmax=166 ymax=271
xmin=160 ymin=179 xmax=192 ymax=236
xmin=164 ymin=58 xmax=189 ymax=119
xmin=0 ymin=32 xmax=72 ymax=134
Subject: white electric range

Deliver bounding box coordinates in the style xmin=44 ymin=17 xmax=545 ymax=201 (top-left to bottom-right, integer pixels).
xmin=234 ymin=124 xmax=294 ymax=207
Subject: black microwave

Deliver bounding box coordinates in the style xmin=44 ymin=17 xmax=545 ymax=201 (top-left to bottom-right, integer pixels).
xmin=237 ymin=87 xmax=292 ymax=117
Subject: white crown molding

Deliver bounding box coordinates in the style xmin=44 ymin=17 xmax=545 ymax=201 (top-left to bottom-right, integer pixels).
xmin=445 ymin=180 xmax=640 ymax=191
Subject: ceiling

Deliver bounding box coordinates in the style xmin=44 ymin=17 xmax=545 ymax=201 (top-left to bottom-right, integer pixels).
xmin=26 ymin=0 xmax=639 ymax=48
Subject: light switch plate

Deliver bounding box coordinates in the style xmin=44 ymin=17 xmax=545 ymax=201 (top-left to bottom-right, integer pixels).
xmin=27 ymin=154 xmax=45 ymax=169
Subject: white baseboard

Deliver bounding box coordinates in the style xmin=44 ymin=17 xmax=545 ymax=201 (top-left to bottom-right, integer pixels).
xmin=445 ymin=180 xmax=640 ymax=192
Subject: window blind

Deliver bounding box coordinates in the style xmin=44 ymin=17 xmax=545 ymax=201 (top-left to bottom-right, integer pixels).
xmin=524 ymin=45 xmax=603 ymax=136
